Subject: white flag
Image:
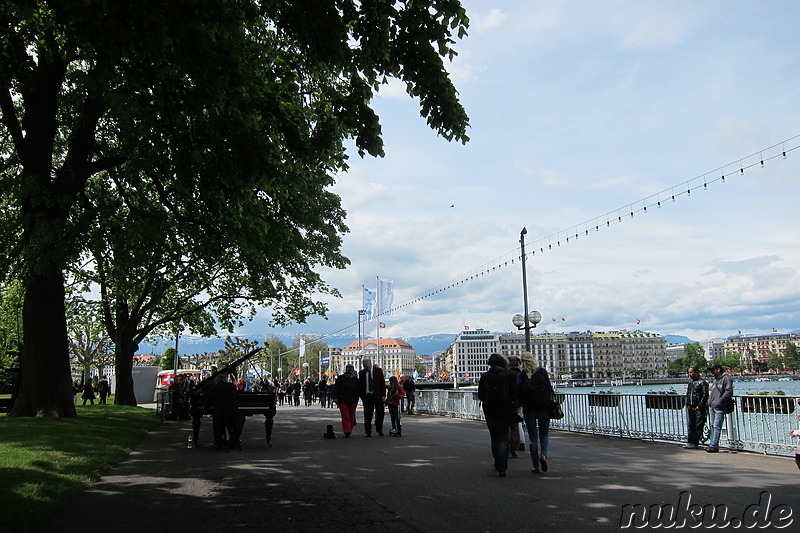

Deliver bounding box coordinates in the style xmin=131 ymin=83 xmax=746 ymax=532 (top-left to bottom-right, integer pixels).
xmin=377 ymin=278 xmax=394 ymax=316
xmin=299 ymin=338 xmax=306 ymax=358
xmin=363 ymin=288 xmax=376 ymax=321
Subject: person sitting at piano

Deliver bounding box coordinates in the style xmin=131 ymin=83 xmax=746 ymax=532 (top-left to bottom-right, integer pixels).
xmin=205 ymin=373 xmax=240 ymax=450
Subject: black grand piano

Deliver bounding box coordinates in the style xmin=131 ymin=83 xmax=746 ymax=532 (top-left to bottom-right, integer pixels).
xmin=189 ymin=347 xmax=276 ymax=448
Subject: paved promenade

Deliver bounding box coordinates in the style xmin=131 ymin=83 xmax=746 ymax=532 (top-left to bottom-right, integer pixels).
xmin=48 ymin=405 xmax=799 ymax=532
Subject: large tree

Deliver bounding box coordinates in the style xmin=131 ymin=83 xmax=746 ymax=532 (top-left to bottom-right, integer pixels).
xmin=1 ymin=1 xmax=470 ymax=416
xmin=66 ymin=297 xmax=114 ymax=382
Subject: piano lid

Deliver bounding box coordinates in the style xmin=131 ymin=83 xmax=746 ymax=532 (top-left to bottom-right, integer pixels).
xmin=193 ymin=347 xmax=264 ymax=393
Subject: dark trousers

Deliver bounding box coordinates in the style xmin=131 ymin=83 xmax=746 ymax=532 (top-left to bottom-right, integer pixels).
xmin=362 ymin=393 xmax=385 ymax=435
xmin=484 ymin=414 xmax=510 ymax=473
xmin=686 ymin=407 xmax=707 ymax=445
xmin=212 ymin=408 xmax=240 ymax=447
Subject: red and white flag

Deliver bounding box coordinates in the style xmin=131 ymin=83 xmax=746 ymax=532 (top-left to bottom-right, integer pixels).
xmin=290 ymin=365 xmax=301 ymax=376
xmin=379 ymin=322 xmax=386 ymax=328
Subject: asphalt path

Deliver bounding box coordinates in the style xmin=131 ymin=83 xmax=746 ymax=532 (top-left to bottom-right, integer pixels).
xmin=47 ymin=404 xmax=800 ymax=532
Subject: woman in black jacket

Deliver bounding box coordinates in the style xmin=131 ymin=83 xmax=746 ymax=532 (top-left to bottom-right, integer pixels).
xmin=333 ymin=364 xmax=360 ymax=437
xmin=81 ymin=379 xmax=96 ymax=405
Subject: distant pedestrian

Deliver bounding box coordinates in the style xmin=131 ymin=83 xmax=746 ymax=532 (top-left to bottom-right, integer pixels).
xmin=358 ymin=357 xmax=386 ymax=437
xmin=403 ymin=376 xmax=416 ymax=414
xmin=277 ymin=381 xmax=286 ymax=406
xmin=386 ymin=375 xmax=405 ymax=437
xmin=684 ymin=366 xmax=708 ymax=449
xmin=477 ymin=353 xmax=516 ymax=477
xmin=303 ymin=378 xmax=314 ymax=406
xmin=97 ymin=375 xmax=110 ymax=404
xmin=518 ymin=352 xmax=553 ymax=474
xmin=293 ymin=379 xmax=301 ymax=406
xmin=706 ymin=363 xmax=733 ymax=453
xmin=326 ymin=378 xmax=335 ymax=408
xmin=333 ymin=364 xmax=359 ymax=437
xmin=81 ymin=380 xmax=96 ymax=405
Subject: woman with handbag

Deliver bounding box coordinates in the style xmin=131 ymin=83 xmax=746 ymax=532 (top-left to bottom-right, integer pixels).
xmin=518 ymin=352 xmax=554 ymax=474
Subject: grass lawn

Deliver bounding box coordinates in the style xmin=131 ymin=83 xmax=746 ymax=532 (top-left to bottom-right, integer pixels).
xmin=0 ymin=401 xmax=159 ymax=533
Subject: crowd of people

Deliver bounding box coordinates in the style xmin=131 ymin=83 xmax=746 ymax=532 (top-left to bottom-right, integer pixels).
xmin=72 ymin=375 xmax=112 ymax=405
xmin=476 ymin=352 xmax=800 ymax=478
xmin=176 ymin=360 xmax=418 ymax=449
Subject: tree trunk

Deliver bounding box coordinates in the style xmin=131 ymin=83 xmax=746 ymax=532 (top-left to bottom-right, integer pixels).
xmin=113 ymin=337 xmax=139 ymax=406
xmin=9 ymin=272 xmax=77 ymax=417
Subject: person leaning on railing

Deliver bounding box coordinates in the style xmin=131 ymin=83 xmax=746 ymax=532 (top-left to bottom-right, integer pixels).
xmin=684 ymin=366 xmax=708 ymax=450
xmin=706 ymin=363 xmax=733 ymax=453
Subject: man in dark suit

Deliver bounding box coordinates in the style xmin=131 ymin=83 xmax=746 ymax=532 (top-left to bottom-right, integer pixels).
xmin=358 ymin=357 xmax=386 ymax=437
xmin=206 ymin=373 xmax=240 ymax=450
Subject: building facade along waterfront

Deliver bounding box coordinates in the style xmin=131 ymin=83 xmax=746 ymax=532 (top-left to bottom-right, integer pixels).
xmin=341 ymin=338 xmax=417 ymax=377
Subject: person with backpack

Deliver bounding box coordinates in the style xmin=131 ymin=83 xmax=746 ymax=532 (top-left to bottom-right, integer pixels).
xmin=518 ymin=351 xmax=554 ymax=474
xmin=477 ymin=353 xmax=517 ymax=477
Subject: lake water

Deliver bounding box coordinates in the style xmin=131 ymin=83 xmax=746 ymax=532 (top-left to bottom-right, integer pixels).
xmin=557 ymin=378 xmax=800 ymax=397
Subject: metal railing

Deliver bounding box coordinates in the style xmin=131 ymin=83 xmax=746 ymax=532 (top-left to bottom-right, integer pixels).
xmin=416 ymin=390 xmax=800 ymax=457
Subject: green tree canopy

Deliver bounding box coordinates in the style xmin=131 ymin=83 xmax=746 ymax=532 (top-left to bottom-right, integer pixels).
xmin=0 ymin=280 xmax=23 ymax=369
xmin=784 ymin=341 xmax=800 ymax=372
xmin=766 ymin=350 xmax=785 ymax=372
xmin=160 ymin=347 xmax=177 ymax=371
xmin=682 ymin=342 xmax=708 ymax=372
xmin=1 ymin=0 xmax=470 ymax=416
xmin=715 ymin=351 xmax=743 ymax=373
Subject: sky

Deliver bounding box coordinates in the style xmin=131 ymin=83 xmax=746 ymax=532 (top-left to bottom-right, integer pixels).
xmin=237 ymin=1 xmax=800 ymax=344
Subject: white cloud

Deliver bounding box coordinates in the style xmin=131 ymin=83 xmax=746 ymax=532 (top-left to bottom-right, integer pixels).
xmin=238 ymin=1 xmax=800 ymax=344
xmin=471 ymin=8 xmax=507 ymax=33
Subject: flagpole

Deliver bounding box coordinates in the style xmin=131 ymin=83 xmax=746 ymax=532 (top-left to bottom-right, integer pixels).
xmin=359 ymin=285 xmax=365 ymax=361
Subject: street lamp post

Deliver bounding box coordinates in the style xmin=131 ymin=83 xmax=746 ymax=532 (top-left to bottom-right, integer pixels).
xmin=513 ymin=311 xmax=542 ymax=352
xmin=514 ymin=227 xmax=542 ymax=352
xmin=358 ymin=309 xmax=365 ymax=362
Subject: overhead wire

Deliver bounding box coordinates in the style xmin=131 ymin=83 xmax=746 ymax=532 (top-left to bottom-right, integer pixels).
xmin=279 ymin=135 xmax=800 ymax=351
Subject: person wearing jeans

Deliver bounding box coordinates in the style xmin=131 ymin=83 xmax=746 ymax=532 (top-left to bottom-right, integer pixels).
xmin=518 ymin=351 xmax=554 ymax=473
xmin=706 ymin=363 xmax=733 ymax=452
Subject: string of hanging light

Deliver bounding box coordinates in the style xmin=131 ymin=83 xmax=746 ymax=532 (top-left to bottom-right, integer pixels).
xmin=388 ymin=135 xmax=800 ymax=313
xmin=294 ymin=135 xmax=800 ymax=348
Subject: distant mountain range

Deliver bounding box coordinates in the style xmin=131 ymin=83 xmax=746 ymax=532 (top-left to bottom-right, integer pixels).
xmin=142 ymin=332 xmax=699 ymax=356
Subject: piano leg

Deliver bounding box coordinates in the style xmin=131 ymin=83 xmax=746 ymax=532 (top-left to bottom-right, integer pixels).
xmin=234 ymin=412 xmax=246 ymax=450
xmin=264 ymin=414 xmax=274 ymax=447
xmin=191 ymin=414 xmax=202 ymax=446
